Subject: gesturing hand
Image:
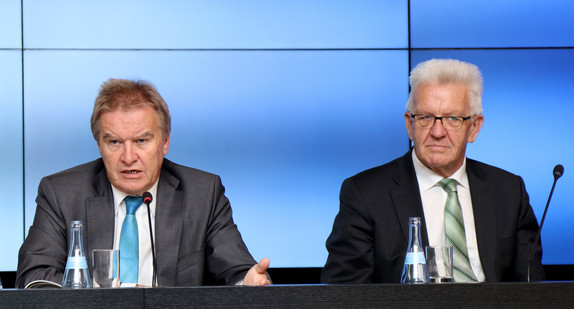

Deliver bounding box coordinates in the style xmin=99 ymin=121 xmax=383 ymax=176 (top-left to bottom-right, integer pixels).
xmin=243 ymin=258 xmax=271 ymax=286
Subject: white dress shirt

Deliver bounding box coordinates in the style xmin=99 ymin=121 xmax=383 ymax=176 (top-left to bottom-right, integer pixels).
xmin=111 ymin=182 xmax=158 ymax=287
xmin=412 ymin=151 xmax=486 ymax=282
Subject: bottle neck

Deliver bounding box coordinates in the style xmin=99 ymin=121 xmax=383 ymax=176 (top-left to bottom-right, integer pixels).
xmin=69 ymin=223 xmax=86 ymax=257
xmin=407 ymin=220 xmax=424 ymax=251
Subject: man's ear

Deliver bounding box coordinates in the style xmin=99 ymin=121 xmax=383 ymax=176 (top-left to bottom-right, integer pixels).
xmin=467 ymin=115 xmax=484 ymax=143
xmin=162 ymin=135 xmax=170 ymax=156
xmin=405 ymin=112 xmax=414 ymax=141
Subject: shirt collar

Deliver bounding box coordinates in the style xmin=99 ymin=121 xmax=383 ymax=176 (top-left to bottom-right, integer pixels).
xmin=112 ymin=180 xmax=159 ymax=216
xmin=411 ymin=150 xmax=469 ymax=191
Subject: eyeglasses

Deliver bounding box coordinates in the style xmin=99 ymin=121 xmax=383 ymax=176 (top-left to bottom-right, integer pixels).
xmin=410 ymin=114 xmax=472 ymax=130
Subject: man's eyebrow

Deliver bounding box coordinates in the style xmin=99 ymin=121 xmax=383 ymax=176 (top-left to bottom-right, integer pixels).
xmin=137 ymin=132 xmax=154 ymax=139
xmin=102 ymin=133 xmax=119 ymax=140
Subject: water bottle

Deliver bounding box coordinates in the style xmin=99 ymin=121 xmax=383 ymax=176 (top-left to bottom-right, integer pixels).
xmin=62 ymin=220 xmax=92 ymax=288
xmin=400 ymin=217 xmax=429 ymax=284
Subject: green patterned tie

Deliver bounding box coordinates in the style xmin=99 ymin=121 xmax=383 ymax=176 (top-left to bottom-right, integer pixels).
xmin=439 ymin=178 xmax=477 ymax=282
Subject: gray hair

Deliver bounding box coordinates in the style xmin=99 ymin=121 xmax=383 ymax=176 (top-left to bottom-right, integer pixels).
xmin=406 ymin=59 xmax=483 ymax=115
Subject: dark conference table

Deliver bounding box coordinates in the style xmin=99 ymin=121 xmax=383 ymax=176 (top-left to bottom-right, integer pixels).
xmin=1 ymin=282 xmax=574 ymax=308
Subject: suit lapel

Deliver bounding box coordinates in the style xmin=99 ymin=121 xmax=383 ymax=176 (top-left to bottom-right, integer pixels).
xmin=154 ymin=165 xmax=185 ymax=286
xmin=389 ymin=154 xmax=498 ymax=279
xmin=466 ymin=160 xmax=498 ymax=281
xmin=389 ymin=151 xmax=429 ymax=247
xmin=85 ymin=165 xmax=115 ymax=269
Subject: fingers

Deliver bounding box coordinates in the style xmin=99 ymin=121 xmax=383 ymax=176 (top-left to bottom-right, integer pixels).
xmin=243 ymin=258 xmax=272 ymax=286
xmin=255 ymin=258 xmax=270 ymax=274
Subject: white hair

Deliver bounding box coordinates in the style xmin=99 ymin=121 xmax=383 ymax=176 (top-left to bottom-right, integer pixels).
xmin=406 ymin=59 xmax=483 ymax=115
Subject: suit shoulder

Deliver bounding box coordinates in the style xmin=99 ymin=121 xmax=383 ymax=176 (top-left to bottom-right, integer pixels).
xmin=345 ymin=155 xmax=405 ymax=186
xmin=162 ymin=159 xmax=220 ymax=183
xmin=43 ymin=158 xmax=105 ymax=182
xmin=467 ymin=158 xmax=522 ymax=181
xmin=36 ymin=159 xmax=107 ymax=196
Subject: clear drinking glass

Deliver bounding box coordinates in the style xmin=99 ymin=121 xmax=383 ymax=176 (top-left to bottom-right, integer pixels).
xmin=92 ymin=249 xmax=120 ymax=288
xmin=426 ymin=246 xmax=454 ymax=283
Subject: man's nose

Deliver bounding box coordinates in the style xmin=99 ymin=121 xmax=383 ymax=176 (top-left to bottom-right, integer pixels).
xmin=121 ymin=143 xmax=138 ymax=163
xmin=430 ymin=118 xmax=448 ymax=137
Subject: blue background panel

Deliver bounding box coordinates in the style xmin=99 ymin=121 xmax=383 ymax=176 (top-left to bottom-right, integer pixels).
xmin=412 ymin=49 xmax=574 ymax=264
xmin=24 ymin=50 xmax=409 ymax=267
xmin=1 ymin=0 xmax=573 ymax=272
xmin=0 ymin=51 xmax=23 ymax=271
xmin=411 ymin=0 xmax=574 ymax=48
xmin=0 ymin=0 xmax=21 ymax=48
xmin=23 ymin=0 xmax=407 ymax=49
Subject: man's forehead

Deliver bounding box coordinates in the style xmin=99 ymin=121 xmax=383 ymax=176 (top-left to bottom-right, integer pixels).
xmin=413 ymin=84 xmax=469 ymax=109
xmin=99 ymin=112 xmax=158 ymax=138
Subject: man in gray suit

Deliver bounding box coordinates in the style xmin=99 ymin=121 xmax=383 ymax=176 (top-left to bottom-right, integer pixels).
xmin=321 ymin=59 xmax=545 ymax=283
xmin=17 ymin=78 xmax=271 ymax=288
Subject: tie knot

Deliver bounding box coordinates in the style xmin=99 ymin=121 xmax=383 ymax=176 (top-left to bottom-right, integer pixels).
xmin=124 ymin=196 xmax=142 ymax=215
xmin=438 ymin=178 xmax=458 ymax=193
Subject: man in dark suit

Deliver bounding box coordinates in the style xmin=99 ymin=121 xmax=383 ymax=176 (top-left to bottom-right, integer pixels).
xmin=17 ymin=79 xmax=271 ymax=288
xmin=321 ymin=59 xmax=544 ymax=283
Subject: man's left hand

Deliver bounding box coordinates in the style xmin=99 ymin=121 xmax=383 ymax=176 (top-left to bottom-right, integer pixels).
xmin=243 ymin=258 xmax=271 ymax=286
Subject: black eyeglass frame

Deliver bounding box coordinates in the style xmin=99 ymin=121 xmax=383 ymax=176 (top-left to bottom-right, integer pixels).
xmin=410 ymin=114 xmax=473 ymax=129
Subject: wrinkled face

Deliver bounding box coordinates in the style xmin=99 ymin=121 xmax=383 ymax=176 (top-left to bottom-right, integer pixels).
xmin=97 ymin=106 xmax=169 ymax=195
xmin=404 ymin=83 xmax=483 ymax=177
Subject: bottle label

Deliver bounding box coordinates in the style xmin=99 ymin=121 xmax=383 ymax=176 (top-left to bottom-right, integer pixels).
xmin=65 ymin=256 xmax=88 ymax=269
xmin=404 ymin=252 xmax=426 ymax=265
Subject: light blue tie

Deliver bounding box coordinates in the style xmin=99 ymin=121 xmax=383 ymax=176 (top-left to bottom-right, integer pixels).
xmin=120 ymin=196 xmax=142 ymax=283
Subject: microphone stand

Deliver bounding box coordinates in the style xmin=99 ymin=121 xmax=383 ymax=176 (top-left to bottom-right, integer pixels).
xmin=527 ymin=165 xmax=563 ymax=282
xmin=143 ymin=194 xmax=158 ymax=287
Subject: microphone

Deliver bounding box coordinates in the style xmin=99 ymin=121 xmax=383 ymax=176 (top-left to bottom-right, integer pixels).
xmin=527 ymin=164 xmax=564 ymax=282
xmin=143 ymin=193 xmax=152 ymax=206
xmin=554 ymin=164 xmax=564 ymax=179
xmin=142 ymin=191 xmax=158 ymax=287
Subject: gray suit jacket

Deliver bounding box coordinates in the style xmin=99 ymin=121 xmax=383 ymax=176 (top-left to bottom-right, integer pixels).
xmin=16 ymin=158 xmax=257 ymax=288
xmin=321 ymin=150 xmax=545 ymax=283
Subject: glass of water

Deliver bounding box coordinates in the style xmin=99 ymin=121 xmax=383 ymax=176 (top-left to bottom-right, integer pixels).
xmin=425 ymin=246 xmax=454 ymax=283
xmin=92 ymin=249 xmax=120 ymax=288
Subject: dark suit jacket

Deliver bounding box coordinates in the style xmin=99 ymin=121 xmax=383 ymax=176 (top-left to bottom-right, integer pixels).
xmin=321 ymin=150 xmax=545 ymax=283
xmin=16 ymin=158 xmax=257 ymax=288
